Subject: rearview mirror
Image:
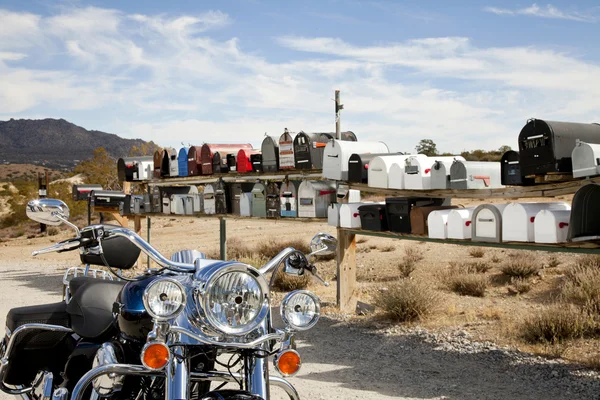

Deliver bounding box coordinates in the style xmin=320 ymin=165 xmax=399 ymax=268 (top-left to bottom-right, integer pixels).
xmin=309 ymin=233 xmax=337 ymax=257
xmin=26 ymin=198 xmax=70 ymax=226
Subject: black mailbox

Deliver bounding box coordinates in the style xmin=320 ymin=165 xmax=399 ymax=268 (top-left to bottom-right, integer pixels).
xmin=72 ymin=184 xmax=103 ymax=201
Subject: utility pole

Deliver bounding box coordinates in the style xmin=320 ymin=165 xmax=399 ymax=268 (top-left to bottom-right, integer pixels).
xmin=38 ymin=171 xmax=50 ymax=233
xmin=335 ymin=90 xmax=343 ymax=140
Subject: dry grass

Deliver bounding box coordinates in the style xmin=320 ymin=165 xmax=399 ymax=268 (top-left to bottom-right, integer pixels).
xmin=396 ymin=247 xmax=425 ymax=278
xmin=397 ymin=260 xmax=417 ymax=278
xmin=256 ymin=238 xmax=311 ymax=259
xmin=440 ymin=262 xmax=490 ymax=297
xmin=501 ymin=256 xmax=540 ymax=279
xmin=546 ymin=254 xmax=561 ymax=269
xmin=378 ymin=245 xmax=396 ymax=253
xmin=561 ymin=260 xmax=600 ymax=314
xmin=373 ymin=280 xmax=440 ymax=322
xmin=509 ymin=277 xmax=533 ymax=295
xmin=520 ymin=305 xmax=596 ymax=344
xmin=356 ymin=237 xmax=369 ymax=244
xmin=272 ymin=268 xmax=311 ymax=291
xmin=491 ymin=254 xmax=501 ymax=264
xmin=468 ymin=248 xmax=485 ymax=258
xmin=404 ymin=247 xmax=424 ymax=263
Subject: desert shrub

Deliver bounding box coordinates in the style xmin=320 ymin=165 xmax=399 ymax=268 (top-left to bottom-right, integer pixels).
xmin=509 ymin=277 xmax=532 ymax=295
xmin=397 ymin=260 xmax=417 ymax=278
xmin=501 ymin=256 xmax=540 ymax=278
xmin=379 ymin=245 xmax=395 ymax=252
xmin=546 ymin=254 xmax=561 ymax=269
xmin=373 ymin=280 xmax=439 ymax=322
xmin=404 ymin=247 xmax=424 ymax=263
xmin=491 ymin=254 xmax=501 ymax=263
xmin=356 ymin=237 xmax=368 ymax=244
xmin=521 ymin=305 xmax=595 ymax=344
xmin=47 ymin=227 xmax=59 ymax=236
xmin=577 ymin=255 xmax=600 ymax=269
xmin=468 ymin=248 xmax=485 ymax=258
xmin=228 ymin=237 xmax=255 ymax=260
xmin=465 ymin=261 xmax=492 ymax=273
xmin=440 ymin=262 xmax=489 ymax=297
xmin=561 ymin=261 xmax=600 ymax=314
xmin=272 ymin=268 xmax=311 ymax=291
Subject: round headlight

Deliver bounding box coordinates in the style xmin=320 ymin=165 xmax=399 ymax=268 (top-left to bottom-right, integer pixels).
xmin=202 ymin=264 xmax=269 ymax=336
xmin=280 ymin=290 xmax=320 ymax=331
xmin=143 ymin=278 xmax=186 ymax=321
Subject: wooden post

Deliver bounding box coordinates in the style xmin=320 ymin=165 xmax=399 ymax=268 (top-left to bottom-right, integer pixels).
xmin=219 ymin=217 xmax=227 ymax=260
xmin=336 ymin=227 xmax=357 ymax=313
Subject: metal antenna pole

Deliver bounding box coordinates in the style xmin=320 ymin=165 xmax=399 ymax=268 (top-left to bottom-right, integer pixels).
xmin=335 ymin=90 xmax=343 ymax=140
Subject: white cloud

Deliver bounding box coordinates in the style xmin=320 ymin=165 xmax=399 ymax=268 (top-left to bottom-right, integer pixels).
xmin=1 ymin=6 xmax=600 ymax=154
xmin=484 ymin=3 xmax=597 ymax=22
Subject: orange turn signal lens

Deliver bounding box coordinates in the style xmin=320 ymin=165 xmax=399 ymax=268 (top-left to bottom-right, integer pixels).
xmin=141 ymin=342 xmax=170 ymax=370
xmin=274 ymin=350 xmax=301 ymax=377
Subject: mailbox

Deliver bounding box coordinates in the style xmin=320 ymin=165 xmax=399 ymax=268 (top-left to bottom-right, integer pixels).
xmin=278 ymin=129 xmax=297 ymax=170
xmin=385 ymin=197 xmax=445 ymax=233
xmin=153 ymin=150 xmax=162 ymax=178
xmin=500 ymin=151 xmax=534 ymax=186
xmin=161 ymin=147 xmax=178 ymax=177
xmin=230 ymin=183 xmax=254 ymax=215
xmin=348 ymin=153 xmax=392 ymax=184
xmin=162 ymin=195 xmax=171 ymax=214
xmin=251 ymin=181 xmax=267 ymax=218
xmin=151 ymin=186 xmax=162 ymax=213
xmin=430 ymin=158 xmax=461 ymax=189
xmin=447 ymin=208 xmax=476 ymax=240
xmin=449 ymin=160 xmax=503 ymax=189
xmin=328 ymin=203 xmax=341 ymax=227
xmin=404 ymin=156 xmax=463 ymax=190
xmin=178 ymin=147 xmax=190 ymax=177
xmin=322 ymin=140 xmax=389 ymax=181
xmin=261 ymin=135 xmax=280 ymax=172
xmin=568 ymin=184 xmax=600 ymax=242
xmin=117 ymin=156 xmax=153 ymax=182
xmin=200 ymin=144 xmax=252 ymax=175
xmin=211 ymin=152 xmax=229 ymax=174
xmin=359 ymin=204 xmax=388 ymax=231
xmin=410 ymin=206 xmax=457 ymax=235
xmin=427 ymin=209 xmax=456 ymax=239
xmin=72 ymin=184 xmax=103 ymax=201
xmin=171 ymin=195 xmax=195 ymax=215
xmin=214 ymin=179 xmax=230 ymax=214
xmin=471 ymin=204 xmax=509 ymax=243
xmin=203 ymin=184 xmax=216 ymax=215
xmin=298 ymin=180 xmax=336 ymax=218
xmin=572 ymin=140 xmax=600 ymax=178
xmin=226 ymin=153 xmax=237 ymax=173
xmin=280 ymin=180 xmax=300 ymax=217
xmin=240 ymin=192 xmax=253 ymax=217
xmin=187 ymin=146 xmax=202 ymax=176
xmin=535 ymin=209 xmax=572 ymax=244
xmin=336 ymin=184 xmax=360 ymax=204
xmin=502 ymin=202 xmax=570 ymax=242
xmin=294 ymin=132 xmax=327 ymax=170
xmin=518 ymin=119 xmax=600 ymax=176
xmin=370 ymin=155 xmax=415 ymax=189
xmin=266 ymin=182 xmax=281 ymax=219
xmin=339 ymin=203 xmax=367 ymax=228
xmin=90 ymin=190 xmax=127 ymax=209
xmin=250 ymin=154 xmax=263 ymax=172
xmin=237 ymin=149 xmax=261 ymax=173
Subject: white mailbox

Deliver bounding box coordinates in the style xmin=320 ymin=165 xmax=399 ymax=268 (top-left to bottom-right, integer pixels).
xmin=471 ymin=204 xmax=508 ymax=243
xmin=240 ymin=192 xmax=253 ymax=217
xmin=427 ymin=209 xmax=456 ymax=239
xmin=171 ymin=195 xmax=194 ymax=215
xmin=322 ymin=140 xmax=389 ymax=181
xmin=203 ymin=184 xmax=216 ymax=215
xmin=328 ymin=203 xmax=341 ymax=227
xmin=534 ymin=209 xmax=572 ymax=243
xmin=405 ymin=156 xmax=461 ymax=190
xmin=447 ymin=208 xmax=476 ymax=239
xmin=450 ymin=161 xmax=504 ymax=190
xmin=572 ymin=140 xmax=600 ymax=178
xmin=298 ymin=180 xmax=336 ymax=218
xmin=340 ymin=203 xmax=367 ymax=228
xmin=371 ymin=155 xmax=417 ymax=189
xmin=162 ymin=196 xmax=171 ymax=215
xmin=502 ymin=202 xmax=571 ymax=242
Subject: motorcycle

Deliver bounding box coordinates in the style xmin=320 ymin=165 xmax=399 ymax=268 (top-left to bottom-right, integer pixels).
xmin=0 ymin=198 xmax=335 ymax=400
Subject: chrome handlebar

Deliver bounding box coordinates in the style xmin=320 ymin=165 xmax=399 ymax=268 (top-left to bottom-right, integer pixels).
xmin=31 ymin=238 xmax=82 ymax=257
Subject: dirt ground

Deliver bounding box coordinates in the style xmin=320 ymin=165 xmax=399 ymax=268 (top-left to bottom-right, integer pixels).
xmin=1 ymin=213 xmax=600 ymax=399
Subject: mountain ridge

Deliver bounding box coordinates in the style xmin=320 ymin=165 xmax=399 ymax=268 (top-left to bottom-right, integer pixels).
xmin=0 ymin=118 xmax=149 ymax=170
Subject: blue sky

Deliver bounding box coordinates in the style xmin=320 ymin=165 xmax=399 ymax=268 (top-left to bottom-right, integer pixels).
xmin=1 ymin=0 xmax=600 ymax=153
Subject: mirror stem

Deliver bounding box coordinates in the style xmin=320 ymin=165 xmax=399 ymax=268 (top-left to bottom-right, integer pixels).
xmin=54 ymin=213 xmax=80 ymax=236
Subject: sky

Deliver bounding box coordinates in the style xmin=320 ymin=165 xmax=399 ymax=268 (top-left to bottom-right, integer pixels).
xmin=1 ymin=0 xmax=600 ymax=154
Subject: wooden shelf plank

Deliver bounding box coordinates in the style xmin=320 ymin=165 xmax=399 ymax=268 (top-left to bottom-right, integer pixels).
xmin=339 ymin=228 xmax=600 ymax=254
xmin=347 ymin=176 xmax=600 ymax=199
xmin=142 ymin=170 xmax=324 ymax=186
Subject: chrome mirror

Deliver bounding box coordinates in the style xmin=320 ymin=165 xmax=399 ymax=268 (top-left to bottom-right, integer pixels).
xmin=309 ymin=233 xmax=337 ymax=258
xmin=283 ymin=251 xmax=308 ymax=277
xmin=26 ymin=198 xmax=70 ymax=226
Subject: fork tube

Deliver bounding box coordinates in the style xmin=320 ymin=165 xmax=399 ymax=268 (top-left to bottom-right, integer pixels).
xmin=166 ymin=346 xmax=189 ymax=400
xmin=244 ymin=320 xmax=270 ymax=399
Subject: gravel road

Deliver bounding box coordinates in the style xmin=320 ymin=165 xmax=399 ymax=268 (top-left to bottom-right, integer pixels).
xmin=1 ymin=234 xmax=600 ymax=399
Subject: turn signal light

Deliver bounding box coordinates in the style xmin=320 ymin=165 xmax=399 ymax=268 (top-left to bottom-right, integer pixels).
xmin=141 ymin=342 xmax=170 ymax=370
xmin=274 ymin=350 xmax=301 ymax=377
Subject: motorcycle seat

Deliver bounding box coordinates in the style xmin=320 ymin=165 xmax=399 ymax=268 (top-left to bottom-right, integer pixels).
xmin=66 ymin=277 xmax=126 ymax=340
xmin=6 ymin=301 xmax=70 ymax=334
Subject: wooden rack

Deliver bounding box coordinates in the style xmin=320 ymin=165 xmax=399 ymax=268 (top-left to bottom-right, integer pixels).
xmin=142 ymin=170 xmax=324 ymax=186
xmin=335 ymin=177 xmax=600 ymax=312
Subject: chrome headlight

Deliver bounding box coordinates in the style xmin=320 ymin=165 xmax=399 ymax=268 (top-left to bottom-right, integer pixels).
xmin=280 ymin=290 xmax=320 ymax=331
xmin=198 ymin=263 xmax=269 ymax=336
xmin=143 ymin=278 xmax=186 ymax=321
